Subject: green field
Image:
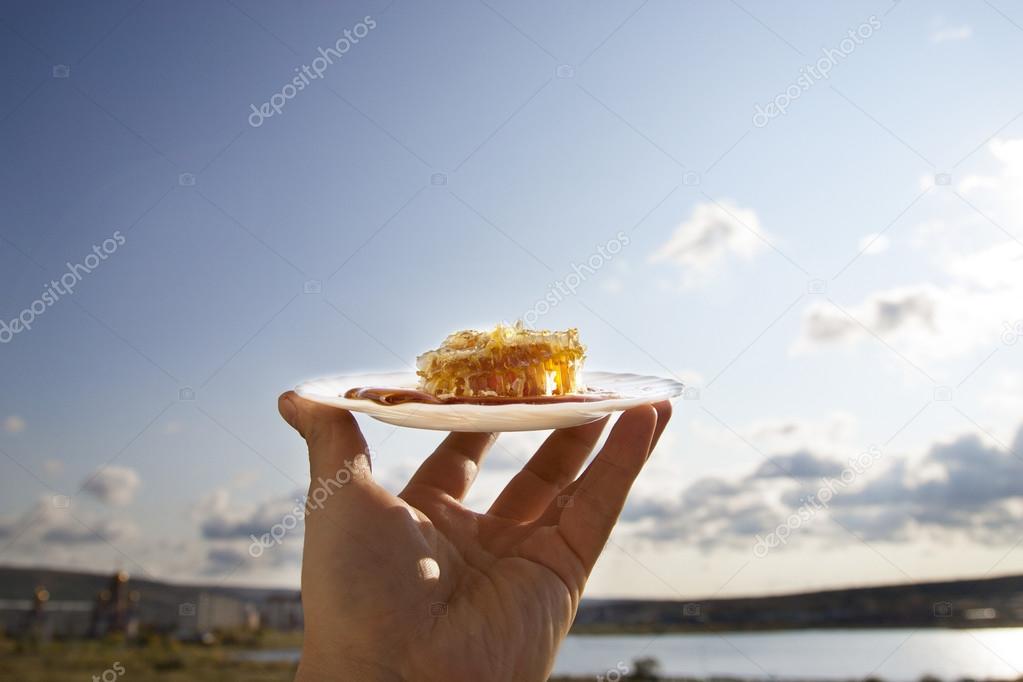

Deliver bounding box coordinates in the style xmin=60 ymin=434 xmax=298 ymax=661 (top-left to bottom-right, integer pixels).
xmin=0 ymin=636 xmax=645 ymax=681
xmin=0 ymin=639 xmax=297 ymax=682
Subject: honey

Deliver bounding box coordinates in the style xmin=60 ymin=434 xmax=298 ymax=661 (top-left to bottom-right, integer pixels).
xmin=415 ymin=323 xmax=586 ymax=399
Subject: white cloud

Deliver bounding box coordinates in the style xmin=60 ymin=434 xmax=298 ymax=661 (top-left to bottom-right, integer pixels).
xmin=3 ymin=416 xmax=26 ymax=433
xmin=982 ymin=371 xmax=1023 ymax=416
xmin=197 ymin=487 xmax=304 ymax=542
xmin=0 ymin=497 xmax=138 ymax=546
xmin=747 ymin=412 xmax=859 ymax=455
xmin=194 ymin=488 xmax=306 ymax=574
xmin=81 ymin=466 xmax=141 ymax=506
xmin=798 ymin=285 xmax=938 ymax=346
xmin=41 ymin=516 xmax=138 ymax=545
xmin=858 ymin=233 xmax=890 ymax=255
xmin=798 ymin=138 xmax=1023 ymax=361
xmin=798 ymin=244 xmax=1023 ymax=359
xmin=930 ymin=25 xmax=972 ymax=43
xmin=958 ymin=137 xmax=1023 ymax=222
xmin=650 ymin=200 xmax=766 ymax=287
xmin=195 ymin=487 xmax=231 ymax=518
xmin=231 ymin=470 xmax=259 ymax=489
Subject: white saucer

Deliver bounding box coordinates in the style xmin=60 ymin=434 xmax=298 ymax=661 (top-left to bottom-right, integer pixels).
xmin=295 ymin=371 xmax=684 ymax=432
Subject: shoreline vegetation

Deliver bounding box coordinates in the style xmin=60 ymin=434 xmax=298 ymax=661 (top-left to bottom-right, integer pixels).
xmin=3 ymin=565 xmax=1022 ymax=636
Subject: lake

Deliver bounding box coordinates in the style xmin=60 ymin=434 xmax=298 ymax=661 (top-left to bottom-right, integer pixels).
xmin=557 ymin=629 xmax=1023 ymax=680
xmin=240 ymin=628 xmax=1023 ymax=679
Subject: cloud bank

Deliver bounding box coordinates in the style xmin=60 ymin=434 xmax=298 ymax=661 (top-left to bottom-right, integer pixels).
xmin=625 ymin=423 xmax=1023 ymax=551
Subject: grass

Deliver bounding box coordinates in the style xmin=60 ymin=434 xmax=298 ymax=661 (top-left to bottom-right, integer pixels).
xmin=0 ymin=637 xmax=297 ymax=682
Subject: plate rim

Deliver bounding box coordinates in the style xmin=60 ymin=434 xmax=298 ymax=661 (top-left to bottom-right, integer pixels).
xmin=295 ymin=369 xmax=684 ymax=411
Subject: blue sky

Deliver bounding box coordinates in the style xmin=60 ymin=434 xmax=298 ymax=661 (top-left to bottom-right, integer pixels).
xmin=2 ymin=0 xmax=1023 ymax=599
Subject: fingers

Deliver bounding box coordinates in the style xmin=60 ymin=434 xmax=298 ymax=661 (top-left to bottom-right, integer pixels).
xmin=487 ymin=416 xmax=610 ymax=522
xmin=649 ymin=400 xmax=673 ymax=452
xmin=400 ymin=432 xmax=496 ymax=502
xmin=554 ymin=405 xmax=658 ymax=573
xmin=278 ymin=391 xmax=372 ymax=483
xmin=535 ymin=400 xmax=672 ymax=527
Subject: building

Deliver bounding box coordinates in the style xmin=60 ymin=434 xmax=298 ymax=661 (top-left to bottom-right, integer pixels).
xmin=177 ymin=591 xmax=260 ymax=639
xmin=260 ymin=594 xmax=304 ymax=631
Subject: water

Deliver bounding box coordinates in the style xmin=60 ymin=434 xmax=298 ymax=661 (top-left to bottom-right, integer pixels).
xmin=555 ymin=629 xmax=1023 ymax=680
xmin=237 ymin=629 xmax=1023 ymax=679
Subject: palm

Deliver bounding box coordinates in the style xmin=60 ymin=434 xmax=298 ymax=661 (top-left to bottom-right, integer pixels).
xmin=373 ymin=497 xmax=578 ymax=680
xmin=282 ymin=392 xmax=670 ymax=682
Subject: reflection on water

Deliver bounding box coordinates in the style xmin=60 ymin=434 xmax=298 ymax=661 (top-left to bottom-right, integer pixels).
xmin=237 ymin=629 xmax=1023 ymax=680
xmin=553 ymin=629 xmax=1023 ymax=680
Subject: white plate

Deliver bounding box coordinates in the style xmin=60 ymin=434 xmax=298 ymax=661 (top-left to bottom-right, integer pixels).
xmin=295 ymin=371 xmax=684 ymax=432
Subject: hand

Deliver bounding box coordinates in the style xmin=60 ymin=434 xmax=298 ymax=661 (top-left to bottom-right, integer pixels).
xmin=278 ymin=391 xmax=671 ymax=682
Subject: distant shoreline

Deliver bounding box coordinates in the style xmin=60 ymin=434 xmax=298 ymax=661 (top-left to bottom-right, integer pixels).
xmin=3 ymin=564 xmax=1021 ymax=635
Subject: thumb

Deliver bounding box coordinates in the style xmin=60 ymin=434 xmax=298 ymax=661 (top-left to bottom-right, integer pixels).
xmin=278 ymin=391 xmax=373 ymax=482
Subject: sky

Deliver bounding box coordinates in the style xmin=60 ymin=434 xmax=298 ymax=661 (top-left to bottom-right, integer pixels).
xmin=1 ymin=0 xmax=1023 ymax=601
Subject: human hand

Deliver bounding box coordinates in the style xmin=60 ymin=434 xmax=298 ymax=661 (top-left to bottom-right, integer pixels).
xmin=278 ymin=391 xmax=671 ymax=682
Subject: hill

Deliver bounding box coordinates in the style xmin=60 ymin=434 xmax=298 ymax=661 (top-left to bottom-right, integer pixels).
xmin=2 ymin=565 xmax=1022 ymax=634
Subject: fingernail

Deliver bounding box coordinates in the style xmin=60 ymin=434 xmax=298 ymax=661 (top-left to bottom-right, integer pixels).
xmin=280 ymin=395 xmax=298 ymax=428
